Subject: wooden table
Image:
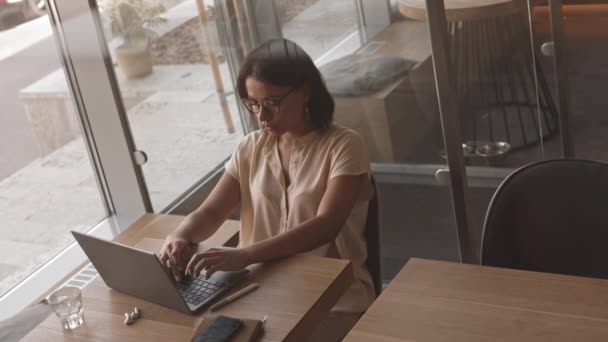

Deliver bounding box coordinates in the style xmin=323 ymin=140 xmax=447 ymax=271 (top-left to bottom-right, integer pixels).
xmin=344 ymin=258 xmax=608 ymax=341
xmin=21 ymin=214 xmax=354 ymax=342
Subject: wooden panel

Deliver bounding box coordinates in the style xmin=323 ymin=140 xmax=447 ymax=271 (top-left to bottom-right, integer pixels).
xmin=22 ymin=214 xmax=353 ymax=342
xmin=344 ymin=258 xmax=608 ymax=341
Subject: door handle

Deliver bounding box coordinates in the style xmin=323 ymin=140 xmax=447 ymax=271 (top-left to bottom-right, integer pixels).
xmin=435 ymin=168 xmax=451 ymax=185
xmin=133 ymin=150 xmax=148 ymax=165
xmin=541 ymin=41 xmax=554 ymax=57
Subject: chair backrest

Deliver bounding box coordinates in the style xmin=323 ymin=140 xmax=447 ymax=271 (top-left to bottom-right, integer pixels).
xmin=365 ymin=176 xmax=383 ymax=297
xmin=481 ymin=159 xmax=608 ymax=279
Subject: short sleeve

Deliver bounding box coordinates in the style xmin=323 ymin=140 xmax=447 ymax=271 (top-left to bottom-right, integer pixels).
xmin=224 ymin=150 xmax=239 ymax=180
xmin=224 ymin=139 xmax=244 ymax=180
xmin=329 ymin=130 xmax=370 ymax=180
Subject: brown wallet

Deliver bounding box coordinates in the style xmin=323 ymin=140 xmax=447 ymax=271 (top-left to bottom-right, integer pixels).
xmin=191 ymin=316 xmax=264 ymax=342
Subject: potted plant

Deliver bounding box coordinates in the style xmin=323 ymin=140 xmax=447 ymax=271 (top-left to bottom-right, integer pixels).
xmin=102 ymin=0 xmax=167 ymax=79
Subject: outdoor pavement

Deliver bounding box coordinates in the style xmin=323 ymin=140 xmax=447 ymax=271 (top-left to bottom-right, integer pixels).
xmin=0 ymin=0 xmax=360 ymax=306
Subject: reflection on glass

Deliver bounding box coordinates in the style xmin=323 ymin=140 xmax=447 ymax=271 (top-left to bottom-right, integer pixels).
xmin=531 ymin=1 xmax=608 ymax=161
xmin=430 ymin=0 xmax=561 ymax=258
xmin=274 ymin=1 xmax=459 ymax=278
xmin=318 ymin=17 xmax=440 ymax=165
xmin=0 ymin=14 xmax=106 ymax=297
xmin=277 ymin=0 xmax=360 ymax=63
xmin=97 ymin=0 xmax=244 ymax=210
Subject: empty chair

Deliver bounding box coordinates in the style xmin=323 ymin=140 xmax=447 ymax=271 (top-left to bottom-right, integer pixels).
xmin=481 ymin=159 xmax=608 ymax=279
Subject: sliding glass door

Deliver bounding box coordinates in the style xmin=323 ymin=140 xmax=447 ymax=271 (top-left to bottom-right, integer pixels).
xmin=422 ymin=0 xmax=560 ymax=262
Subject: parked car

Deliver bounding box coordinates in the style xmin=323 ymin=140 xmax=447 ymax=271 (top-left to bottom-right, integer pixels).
xmin=0 ymin=0 xmax=45 ymax=28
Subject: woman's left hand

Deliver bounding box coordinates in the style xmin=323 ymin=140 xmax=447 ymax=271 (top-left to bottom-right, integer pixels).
xmin=185 ymin=247 xmax=254 ymax=278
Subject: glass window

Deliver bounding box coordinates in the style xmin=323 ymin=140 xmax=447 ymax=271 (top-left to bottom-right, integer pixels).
xmin=0 ymin=11 xmax=107 ymax=298
xmin=96 ymin=0 xmax=245 ymax=211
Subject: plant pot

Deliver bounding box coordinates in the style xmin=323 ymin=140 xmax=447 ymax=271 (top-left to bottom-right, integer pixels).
xmin=115 ymin=44 xmax=153 ymax=79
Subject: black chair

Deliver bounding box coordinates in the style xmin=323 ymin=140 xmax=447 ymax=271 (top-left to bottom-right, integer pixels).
xmin=481 ymin=159 xmax=608 ymax=279
xmin=365 ymin=176 xmax=382 ymax=297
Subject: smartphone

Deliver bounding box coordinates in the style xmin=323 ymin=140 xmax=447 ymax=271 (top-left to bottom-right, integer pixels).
xmin=193 ymin=315 xmax=243 ymax=342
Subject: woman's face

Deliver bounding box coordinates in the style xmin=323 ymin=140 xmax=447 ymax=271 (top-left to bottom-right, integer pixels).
xmin=244 ymin=77 xmax=310 ymax=136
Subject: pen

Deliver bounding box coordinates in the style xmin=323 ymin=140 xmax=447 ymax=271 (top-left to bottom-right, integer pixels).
xmin=210 ymin=283 xmax=259 ymax=312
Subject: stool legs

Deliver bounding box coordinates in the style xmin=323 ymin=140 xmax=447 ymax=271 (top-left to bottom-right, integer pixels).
xmin=449 ymin=13 xmax=558 ymax=153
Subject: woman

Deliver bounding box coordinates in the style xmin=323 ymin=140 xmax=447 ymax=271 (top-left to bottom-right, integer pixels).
xmin=159 ymin=39 xmax=375 ymax=340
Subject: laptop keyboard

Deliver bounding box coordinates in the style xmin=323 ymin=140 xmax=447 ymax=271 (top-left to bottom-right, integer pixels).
xmin=176 ymin=276 xmax=226 ymax=305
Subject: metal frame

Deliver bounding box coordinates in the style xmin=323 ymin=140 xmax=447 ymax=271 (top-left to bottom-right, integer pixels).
xmin=547 ymin=0 xmax=574 ymax=157
xmin=425 ymin=0 xmax=475 ymax=263
xmin=49 ymin=0 xmax=152 ymax=226
xmin=45 ymin=0 xmax=112 ymax=217
xmin=354 ymin=0 xmax=367 ymax=43
xmin=372 ymin=163 xmax=513 ymax=189
xmin=215 ymin=0 xmax=258 ymax=133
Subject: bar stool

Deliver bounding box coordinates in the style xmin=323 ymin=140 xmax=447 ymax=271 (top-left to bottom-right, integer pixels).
xmin=399 ymin=0 xmax=558 ymax=152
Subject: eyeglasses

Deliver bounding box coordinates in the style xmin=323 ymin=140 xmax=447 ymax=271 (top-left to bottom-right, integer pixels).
xmin=241 ymin=86 xmax=299 ymax=115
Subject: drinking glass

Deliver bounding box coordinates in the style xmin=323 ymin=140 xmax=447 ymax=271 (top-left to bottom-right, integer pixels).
xmin=48 ymin=286 xmax=85 ymax=329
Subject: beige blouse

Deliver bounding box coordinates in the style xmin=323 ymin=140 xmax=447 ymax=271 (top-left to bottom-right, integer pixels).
xmin=225 ymin=124 xmax=375 ymax=313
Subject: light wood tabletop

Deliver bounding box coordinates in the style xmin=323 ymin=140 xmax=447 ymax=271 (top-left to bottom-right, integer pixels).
xmin=344 ymin=258 xmax=608 ymax=342
xmin=398 ymin=0 xmax=520 ymax=21
xmin=21 ymin=214 xmax=354 ymax=342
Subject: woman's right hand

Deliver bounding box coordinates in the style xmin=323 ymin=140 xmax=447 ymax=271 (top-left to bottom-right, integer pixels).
xmin=159 ymin=234 xmax=194 ymax=282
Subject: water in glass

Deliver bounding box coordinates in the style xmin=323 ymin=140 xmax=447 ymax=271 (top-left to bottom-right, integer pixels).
xmin=48 ymin=286 xmax=84 ymax=329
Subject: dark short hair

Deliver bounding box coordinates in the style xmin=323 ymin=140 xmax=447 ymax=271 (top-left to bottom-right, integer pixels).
xmin=236 ymin=39 xmax=334 ymax=130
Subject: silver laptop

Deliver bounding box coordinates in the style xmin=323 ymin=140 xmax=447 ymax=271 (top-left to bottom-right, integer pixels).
xmin=72 ymin=231 xmax=249 ymax=314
